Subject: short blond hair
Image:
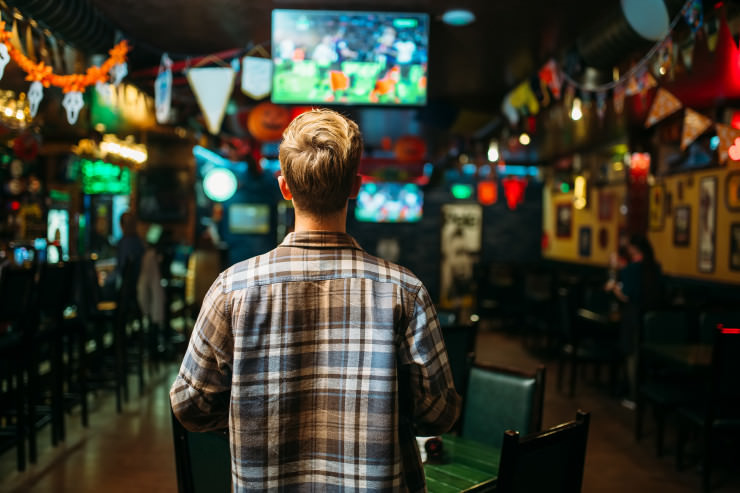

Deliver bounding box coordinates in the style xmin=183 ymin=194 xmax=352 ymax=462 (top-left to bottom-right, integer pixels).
xmin=279 ymin=109 xmax=363 ymax=215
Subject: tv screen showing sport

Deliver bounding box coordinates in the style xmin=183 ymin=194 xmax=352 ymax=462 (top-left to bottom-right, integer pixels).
xmin=272 ymin=10 xmax=429 ymax=106
xmin=354 ymin=182 xmax=423 ymax=223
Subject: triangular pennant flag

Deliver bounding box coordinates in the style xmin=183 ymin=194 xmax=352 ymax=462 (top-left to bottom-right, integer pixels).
xmin=538 ymin=59 xmax=562 ymax=100
xmin=645 ymin=88 xmax=683 ymax=127
xmin=625 ymin=75 xmax=640 ymax=96
xmin=681 ymin=108 xmax=712 ymax=151
xmin=613 ymin=84 xmax=626 ymax=114
xmin=641 ymin=72 xmax=657 ymax=93
xmin=187 ymin=67 xmax=236 ymax=135
xmin=715 ymin=123 xmax=740 ymax=164
xmin=241 ymin=56 xmax=273 ymax=100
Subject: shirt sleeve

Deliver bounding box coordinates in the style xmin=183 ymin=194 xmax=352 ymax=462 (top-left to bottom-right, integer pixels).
xmin=170 ymin=272 xmax=233 ymax=432
xmin=398 ymin=285 xmax=462 ymax=436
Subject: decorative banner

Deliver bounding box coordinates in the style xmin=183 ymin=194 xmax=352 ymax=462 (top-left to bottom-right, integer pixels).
xmin=596 ymin=91 xmax=607 ymax=121
xmin=509 ymin=80 xmax=539 ymax=116
xmin=62 ymin=91 xmax=84 ymax=124
xmin=640 ymin=72 xmax=657 ymax=93
xmin=716 ymin=123 xmax=740 ymax=164
xmin=0 ymin=44 xmax=9 ymax=80
xmin=501 ymin=176 xmax=528 ymax=210
xmin=241 ymin=56 xmax=273 ymax=99
xmin=154 ymin=53 xmax=173 ymax=124
xmin=625 ymin=75 xmax=640 ymax=96
xmin=28 ymin=81 xmax=43 ymax=117
xmin=501 ymin=94 xmax=519 ymax=125
xmin=538 ymin=59 xmax=562 ymax=100
xmin=613 ymin=84 xmax=626 ymax=114
xmin=187 ymin=66 xmax=236 ymax=135
xmin=477 ymin=180 xmax=497 ymax=206
xmin=681 ymin=108 xmax=713 ymax=150
xmin=645 ymin=88 xmax=683 ymax=127
xmin=684 ymin=0 xmax=703 ymax=33
xmin=439 ymin=203 xmax=482 ymax=310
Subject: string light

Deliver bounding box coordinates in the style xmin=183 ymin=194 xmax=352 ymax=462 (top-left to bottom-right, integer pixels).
xmin=570 ymin=97 xmax=583 ymax=121
xmin=487 ymin=140 xmax=499 ymax=162
xmin=518 ymin=132 xmax=531 ymax=146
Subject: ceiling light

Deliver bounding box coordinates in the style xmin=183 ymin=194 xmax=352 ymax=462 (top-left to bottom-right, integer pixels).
xmin=519 ymin=133 xmax=531 ymax=146
xmin=442 ymin=9 xmax=475 ymax=26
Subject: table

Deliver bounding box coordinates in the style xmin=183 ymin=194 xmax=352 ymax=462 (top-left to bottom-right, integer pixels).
xmin=424 ymin=435 xmax=500 ymax=493
xmin=641 ymin=343 xmax=713 ymax=370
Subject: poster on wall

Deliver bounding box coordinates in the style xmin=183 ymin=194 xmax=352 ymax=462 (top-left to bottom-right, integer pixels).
xmin=556 ymin=202 xmax=573 ymax=238
xmin=578 ymin=226 xmax=592 ymax=257
xmin=697 ymin=176 xmax=717 ymax=273
xmin=598 ymin=191 xmax=614 ymax=221
xmin=731 ymin=223 xmax=740 ymax=271
xmin=649 ymin=184 xmax=665 ymax=230
xmin=726 ymin=172 xmax=740 ymax=211
xmin=674 ymin=206 xmax=691 ymax=247
xmin=439 ymin=203 xmax=482 ymax=310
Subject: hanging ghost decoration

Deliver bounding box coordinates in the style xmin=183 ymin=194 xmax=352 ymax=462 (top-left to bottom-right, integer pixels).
xmin=96 ymin=81 xmax=113 ymax=104
xmin=110 ymin=61 xmax=127 ymax=86
xmin=0 ymin=44 xmax=9 ymax=80
xmin=28 ymin=81 xmax=44 ymax=117
xmin=154 ymin=54 xmax=173 ymax=124
xmin=62 ymin=91 xmax=84 ymax=124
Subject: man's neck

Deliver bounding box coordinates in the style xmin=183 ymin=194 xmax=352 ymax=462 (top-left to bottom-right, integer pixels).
xmin=293 ymin=207 xmax=348 ymax=233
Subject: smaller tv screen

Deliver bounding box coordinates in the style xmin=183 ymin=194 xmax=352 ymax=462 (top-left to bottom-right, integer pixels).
xmin=229 ymin=204 xmax=270 ymax=234
xmin=47 ymin=209 xmax=69 ymax=262
xmin=355 ymin=182 xmax=423 ymax=223
xmin=272 ymin=10 xmax=429 ymax=106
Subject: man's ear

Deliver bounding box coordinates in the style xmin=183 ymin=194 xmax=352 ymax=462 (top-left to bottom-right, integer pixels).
xmin=278 ymin=175 xmax=293 ymax=200
xmin=349 ymin=175 xmax=362 ymax=199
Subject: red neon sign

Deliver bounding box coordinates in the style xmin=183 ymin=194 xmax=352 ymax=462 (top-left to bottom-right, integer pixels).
xmin=717 ymin=323 xmax=740 ymax=334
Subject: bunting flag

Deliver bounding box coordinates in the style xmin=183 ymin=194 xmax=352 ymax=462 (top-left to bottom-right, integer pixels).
xmin=645 ymin=88 xmax=683 ymax=127
xmin=596 ymin=91 xmax=607 ymax=121
xmin=680 ymin=108 xmax=712 ymax=150
xmin=641 ymin=72 xmax=657 ymax=93
xmin=613 ymin=84 xmax=626 ymax=114
xmin=684 ymin=0 xmax=703 ymax=33
xmin=241 ymin=56 xmax=273 ymax=99
xmin=538 ymin=59 xmax=562 ymax=100
xmin=715 ymin=123 xmax=740 ymax=164
xmin=509 ymin=80 xmax=539 ymax=115
xmin=154 ymin=54 xmax=173 ymax=124
xmin=187 ymin=66 xmax=236 ymax=135
xmin=625 ymin=75 xmax=640 ymax=96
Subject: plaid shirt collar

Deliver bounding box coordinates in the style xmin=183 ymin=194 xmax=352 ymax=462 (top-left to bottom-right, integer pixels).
xmin=280 ymin=230 xmax=363 ymax=251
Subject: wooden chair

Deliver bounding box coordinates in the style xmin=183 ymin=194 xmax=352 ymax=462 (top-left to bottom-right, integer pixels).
xmin=497 ymin=410 xmax=591 ymax=493
xmin=171 ymin=409 xmax=231 ymax=493
xmin=461 ymin=363 xmax=545 ymax=449
xmin=676 ymin=325 xmax=740 ymax=492
xmin=635 ymin=309 xmax=693 ymax=456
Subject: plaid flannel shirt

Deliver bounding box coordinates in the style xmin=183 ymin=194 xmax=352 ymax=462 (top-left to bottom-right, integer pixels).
xmin=170 ymin=231 xmax=461 ymax=492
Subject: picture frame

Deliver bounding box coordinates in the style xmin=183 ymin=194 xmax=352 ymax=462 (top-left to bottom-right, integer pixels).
xmin=673 ymin=205 xmax=691 ymax=247
xmin=648 ymin=184 xmax=665 ymax=231
xmin=731 ymin=222 xmax=740 ymax=271
xmin=555 ymin=202 xmax=573 ymax=238
xmin=725 ymin=171 xmax=740 ymax=212
xmin=697 ymin=176 xmax=717 ymax=273
xmin=578 ymin=226 xmax=592 ymax=257
xmin=597 ymin=191 xmax=614 ymax=221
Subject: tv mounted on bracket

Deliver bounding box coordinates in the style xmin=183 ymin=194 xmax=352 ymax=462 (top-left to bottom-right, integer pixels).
xmin=271 ymin=9 xmax=429 ymax=106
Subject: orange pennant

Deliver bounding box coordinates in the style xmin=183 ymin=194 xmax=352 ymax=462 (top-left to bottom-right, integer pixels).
xmin=681 ymin=108 xmax=713 ymax=151
xmin=716 ymin=123 xmax=740 ymax=164
xmin=645 ymin=88 xmax=683 ymax=127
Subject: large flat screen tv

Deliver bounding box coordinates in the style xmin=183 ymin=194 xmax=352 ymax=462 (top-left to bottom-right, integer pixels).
xmin=272 ymin=10 xmax=429 ymax=106
xmin=354 ymin=182 xmax=423 ymax=223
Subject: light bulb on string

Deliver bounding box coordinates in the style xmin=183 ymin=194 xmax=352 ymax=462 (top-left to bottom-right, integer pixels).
xmin=570 ymin=97 xmax=583 ymax=121
xmin=487 ymin=140 xmax=499 ymax=162
xmin=519 ymin=132 xmax=531 ymax=146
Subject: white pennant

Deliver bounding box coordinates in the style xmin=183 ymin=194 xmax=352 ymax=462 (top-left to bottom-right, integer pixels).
xmin=241 ymin=56 xmax=273 ymax=99
xmin=28 ymin=81 xmax=43 ymax=117
xmin=187 ymin=67 xmax=235 ymax=135
xmin=154 ymin=53 xmax=173 ymax=124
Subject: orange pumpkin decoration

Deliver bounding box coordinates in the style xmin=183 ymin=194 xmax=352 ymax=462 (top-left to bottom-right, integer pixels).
xmin=247 ymin=102 xmax=292 ymax=142
xmin=394 ymin=135 xmax=426 ymax=163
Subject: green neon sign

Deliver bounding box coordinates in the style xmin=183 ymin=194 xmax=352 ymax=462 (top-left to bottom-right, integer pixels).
xmin=79 ymin=158 xmax=132 ymax=195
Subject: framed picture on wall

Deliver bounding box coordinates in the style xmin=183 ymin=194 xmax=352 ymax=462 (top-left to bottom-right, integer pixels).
xmin=673 ymin=205 xmax=691 ymax=247
xmin=726 ymin=172 xmax=740 ymax=211
xmin=555 ymin=202 xmax=573 ymax=238
xmin=649 ymin=184 xmax=665 ymax=231
xmin=578 ymin=226 xmax=592 ymax=257
xmin=697 ymin=176 xmax=717 ymax=273
xmin=598 ymin=191 xmax=614 ymax=221
xmin=731 ymin=223 xmax=740 ymax=271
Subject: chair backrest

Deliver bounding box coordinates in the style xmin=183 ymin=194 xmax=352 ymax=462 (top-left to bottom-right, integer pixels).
xmin=642 ymin=310 xmax=689 ymax=344
xmin=171 ymin=409 xmax=231 ymax=493
xmin=441 ymin=322 xmax=478 ymax=404
xmin=497 ymin=410 xmax=590 ymax=493
xmin=462 ymin=363 xmax=545 ymax=448
xmin=0 ymin=266 xmax=35 ymax=326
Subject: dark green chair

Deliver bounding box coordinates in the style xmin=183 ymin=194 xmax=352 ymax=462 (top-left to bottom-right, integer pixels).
xmin=461 ymin=363 xmax=545 ymax=449
xmin=440 ymin=318 xmax=478 ymax=431
xmin=635 ymin=309 xmax=693 ymax=456
xmin=171 ymin=409 xmax=231 ymax=493
xmin=497 ymin=410 xmax=590 ymax=493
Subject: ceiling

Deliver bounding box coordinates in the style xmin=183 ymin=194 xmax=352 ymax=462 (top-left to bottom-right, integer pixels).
xmin=85 ymin=0 xmax=620 ymax=111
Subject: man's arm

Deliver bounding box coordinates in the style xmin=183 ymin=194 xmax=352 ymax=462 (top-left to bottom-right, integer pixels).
xmin=170 ymin=273 xmax=233 ymax=432
xmin=399 ymin=285 xmax=462 ymax=436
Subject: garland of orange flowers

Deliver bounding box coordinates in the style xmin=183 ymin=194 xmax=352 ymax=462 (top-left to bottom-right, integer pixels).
xmin=0 ymin=21 xmax=130 ymax=93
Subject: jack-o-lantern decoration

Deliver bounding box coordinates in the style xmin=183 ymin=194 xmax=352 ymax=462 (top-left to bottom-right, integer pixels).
xmin=247 ymin=102 xmax=291 ymax=142
xmin=394 ymin=135 xmax=426 ymax=163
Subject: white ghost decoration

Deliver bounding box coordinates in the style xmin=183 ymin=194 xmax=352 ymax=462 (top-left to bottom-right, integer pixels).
xmin=0 ymin=44 xmax=9 ymax=80
xmin=28 ymin=81 xmax=44 ymax=118
xmin=62 ymin=91 xmax=84 ymax=124
xmin=110 ymin=62 xmax=127 ymax=86
xmin=96 ymin=81 xmax=113 ymax=104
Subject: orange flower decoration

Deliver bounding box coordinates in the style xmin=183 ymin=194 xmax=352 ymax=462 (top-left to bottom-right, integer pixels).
xmin=26 ymin=61 xmax=53 ymax=86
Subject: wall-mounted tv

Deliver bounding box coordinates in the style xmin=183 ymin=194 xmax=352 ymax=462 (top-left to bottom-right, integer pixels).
xmin=272 ymin=10 xmax=429 ymax=106
xmin=355 ymin=182 xmax=423 ymax=223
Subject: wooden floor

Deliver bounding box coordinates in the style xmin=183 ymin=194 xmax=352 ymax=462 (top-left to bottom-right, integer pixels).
xmin=1 ymin=329 xmax=739 ymax=492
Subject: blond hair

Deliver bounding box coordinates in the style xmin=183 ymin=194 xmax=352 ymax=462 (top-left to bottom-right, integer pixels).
xmin=279 ymin=109 xmax=363 ymax=215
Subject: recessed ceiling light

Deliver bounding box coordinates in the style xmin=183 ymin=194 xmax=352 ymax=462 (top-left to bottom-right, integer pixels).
xmin=442 ymin=9 xmax=475 ymax=26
